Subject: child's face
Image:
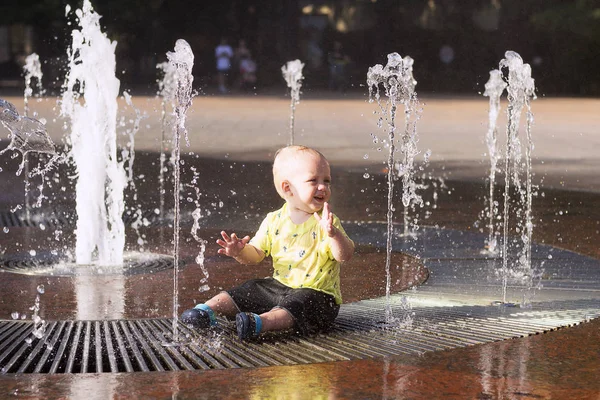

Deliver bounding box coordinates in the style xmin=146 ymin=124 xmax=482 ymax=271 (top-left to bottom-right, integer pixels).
xmin=284 ymin=152 xmax=331 ymax=214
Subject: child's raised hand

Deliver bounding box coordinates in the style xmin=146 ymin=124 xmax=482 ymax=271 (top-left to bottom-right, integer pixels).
xmin=216 ymin=231 xmax=250 ymax=258
xmin=314 ymin=202 xmax=336 ymax=237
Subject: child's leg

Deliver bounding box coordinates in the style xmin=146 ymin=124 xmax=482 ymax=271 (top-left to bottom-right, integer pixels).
xmin=257 ymin=308 xmax=295 ymax=332
xmin=236 ymin=288 xmax=337 ymax=340
xmin=228 ymin=278 xmax=296 ymax=339
xmin=205 ymin=292 xmax=238 ymax=317
xmin=182 ymin=277 xmax=281 ymax=329
xmin=180 ymin=292 xmax=238 ymax=329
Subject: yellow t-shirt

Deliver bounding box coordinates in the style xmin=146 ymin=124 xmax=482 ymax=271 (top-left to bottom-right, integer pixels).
xmin=249 ymin=203 xmax=352 ymax=304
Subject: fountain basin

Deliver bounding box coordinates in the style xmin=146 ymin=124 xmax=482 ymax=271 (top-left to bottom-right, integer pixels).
xmin=0 ymin=92 xmax=599 ymax=396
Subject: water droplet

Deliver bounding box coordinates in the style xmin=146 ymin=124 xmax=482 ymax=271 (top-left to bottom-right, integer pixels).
xmin=363 ymin=173 xmax=370 ymax=179
xmin=424 ymin=149 xmax=432 ymax=162
xmin=11 ymin=312 xmax=19 ymax=319
xmin=29 ymin=250 xmax=37 ymax=257
xmin=3 ymin=227 xmax=9 ymax=233
xmin=25 ymin=337 xmax=32 ymax=344
xmin=37 ymin=284 xmax=45 ymax=294
xmin=198 ymin=284 xmax=210 ymax=292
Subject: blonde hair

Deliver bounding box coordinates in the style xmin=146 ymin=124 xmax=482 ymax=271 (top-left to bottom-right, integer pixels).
xmin=272 ymin=145 xmax=328 ymax=199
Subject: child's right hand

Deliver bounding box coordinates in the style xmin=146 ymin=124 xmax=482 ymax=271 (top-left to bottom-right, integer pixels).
xmin=216 ymin=231 xmax=251 ymax=258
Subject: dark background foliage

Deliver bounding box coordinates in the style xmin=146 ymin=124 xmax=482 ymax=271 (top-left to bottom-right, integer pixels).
xmin=1 ymin=0 xmax=599 ymax=95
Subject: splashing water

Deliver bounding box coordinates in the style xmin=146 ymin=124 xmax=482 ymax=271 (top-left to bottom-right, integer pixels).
xmin=497 ymin=51 xmax=537 ymax=305
xmin=0 ymin=99 xmax=58 ymax=176
xmin=121 ymin=92 xmax=147 ymax=249
xmin=23 ymin=53 xmax=45 ymax=117
xmin=156 ymin=61 xmax=177 ymax=223
xmin=166 ymin=38 xmax=194 ymax=342
xmin=482 ymin=70 xmax=507 ymax=255
xmin=121 ymin=92 xmax=143 ymax=186
xmin=281 ymin=60 xmax=304 ymax=145
xmin=28 ymin=285 xmax=47 ymax=341
xmin=60 ymin=0 xmax=126 ymax=266
xmin=191 ymin=209 xmax=210 ymax=293
xmin=188 ymin=166 xmax=210 ymax=293
xmin=22 ymin=53 xmax=46 ymax=220
xmin=367 ymin=53 xmax=422 ymax=323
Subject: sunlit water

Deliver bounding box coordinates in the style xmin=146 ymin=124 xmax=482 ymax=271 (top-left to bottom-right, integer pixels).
xmin=482 ymin=69 xmax=506 ymax=255
xmin=121 ymin=92 xmax=145 ymax=249
xmin=22 ymin=53 xmax=45 ymax=219
xmin=367 ymin=52 xmax=424 ymax=323
xmin=498 ymin=51 xmax=538 ymax=306
xmin=281 ymin=60 xmax=304 ymax=146
xmin=189 ymin=167 xmax=210 ymax=294
xmin=166 ymin=38 xmax=195 ymax=342
xmin=481 ymin=51 xmax=539 ymax=306
xmin=0 ymin=98 xmax=59 ymax=217
xmin=60 ymin=0 xmax=126 ymax=266
xmin=156 ymin=61 xmax=177 ymax=226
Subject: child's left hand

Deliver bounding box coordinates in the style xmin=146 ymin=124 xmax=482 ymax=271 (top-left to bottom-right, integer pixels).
xmin=314 ymin=202 xmax=336 ymax=237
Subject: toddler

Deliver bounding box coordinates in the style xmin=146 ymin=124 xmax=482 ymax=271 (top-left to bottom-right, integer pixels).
xmin=181 ymin=145 xmax=355 ymax=340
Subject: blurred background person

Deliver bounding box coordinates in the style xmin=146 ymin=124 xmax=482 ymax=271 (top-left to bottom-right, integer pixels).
xmin=215 ymin=37 xmax=233 ymax=94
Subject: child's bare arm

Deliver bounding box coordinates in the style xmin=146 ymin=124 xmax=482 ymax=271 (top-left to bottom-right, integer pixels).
xmin=216 ymin=231 xmax=265 ymax=264
xmin=314 ymin=202 xmax=355 ymax=262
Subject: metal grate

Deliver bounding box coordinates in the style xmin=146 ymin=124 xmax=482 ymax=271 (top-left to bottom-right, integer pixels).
xmin=0 ymin=208 xmax=238 ymax=229
xmin=0 ymin=252 xmax=178 ymax=276
xmin=0 ymin=209 xmax=163 ymax=229
xmin=1 ymin=294 xmax=597 ymax=374
xmin=0 ymin=210 xmax=69 ymax=229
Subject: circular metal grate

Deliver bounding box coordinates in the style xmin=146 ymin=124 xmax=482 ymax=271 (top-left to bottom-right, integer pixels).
xmin=0 ymin=296 xmax=597 ymax=374
xmin=0 ymin=251 xmax=177 ymax=276
xmin=0 ymin=209 xmax=166 ymax=229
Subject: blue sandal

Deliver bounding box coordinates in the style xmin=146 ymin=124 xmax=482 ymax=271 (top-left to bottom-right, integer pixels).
xmin=180 ymin=304 xmax=216 ymax=329
xmin=236 ymin=312 xmax=262 ymax=340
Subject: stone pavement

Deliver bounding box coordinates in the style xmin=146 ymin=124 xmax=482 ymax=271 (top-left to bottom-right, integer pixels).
xmin=2 ymin=92 xmax=600 ymax=191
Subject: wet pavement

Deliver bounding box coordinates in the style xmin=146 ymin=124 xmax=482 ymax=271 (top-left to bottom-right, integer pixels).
xmin=2 ymin=318 xmax=599 ymax=399
xmin=0 ymin=93 xmax=599 ymax=398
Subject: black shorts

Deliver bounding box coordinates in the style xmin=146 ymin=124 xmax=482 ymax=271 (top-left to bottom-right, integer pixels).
xmin=226 ymin=277 xmax=339 ymax=335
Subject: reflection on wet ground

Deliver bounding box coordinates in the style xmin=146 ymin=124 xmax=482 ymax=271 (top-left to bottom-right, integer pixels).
xmin=0 ymin=238 xmax=424 ymax=321
xmin=0 ymin=151 xmax=599 ymax=398
xmin=1 ymin=315 xmax=598 ymax=398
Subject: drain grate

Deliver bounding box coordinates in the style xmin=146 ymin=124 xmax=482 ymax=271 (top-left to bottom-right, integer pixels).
xmin=0 ymin=209 xmax=164 ymax=229
xmin=0 ymin=252 xmax=178 ymax=276
xmin=0 ymin=210 xmax=69 ymax=229
xmin=0 ymin=208 xmax=234 ymax=229
xmin=1 ymin=294 xmax=597 ymax=374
